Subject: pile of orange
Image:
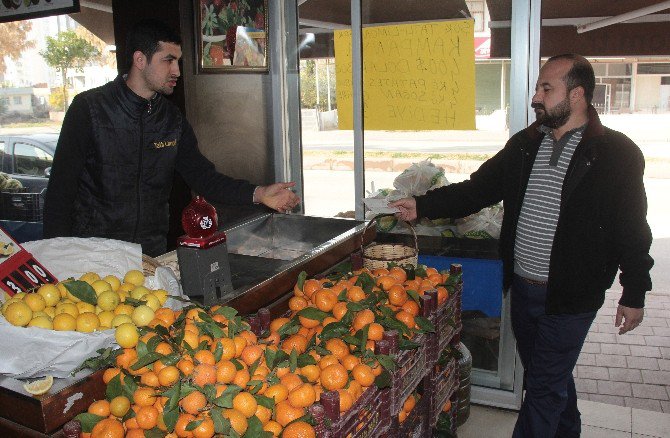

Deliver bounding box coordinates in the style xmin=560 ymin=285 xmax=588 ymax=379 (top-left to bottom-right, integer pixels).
xmin=78 ymin=264 xmax=450 ymax=437
xmin=398 ymin=392 xmax=419 ymax=423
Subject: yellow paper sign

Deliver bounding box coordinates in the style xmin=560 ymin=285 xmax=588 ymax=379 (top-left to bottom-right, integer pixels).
xmin=335 ymin=20 xmax=475 ymax=130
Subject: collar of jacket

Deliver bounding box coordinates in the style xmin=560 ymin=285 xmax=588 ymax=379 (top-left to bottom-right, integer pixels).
xmin=524 ymin=104 xmax=606 ymax=142
xmin=114 ymin=75 xmax=162 ymax=117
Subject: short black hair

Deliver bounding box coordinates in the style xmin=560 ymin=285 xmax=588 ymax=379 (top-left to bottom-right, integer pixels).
xmin=547 ymin=54 xmax=596 ymax=105
xmin=126 ymin=19 xmax=181 ymax=68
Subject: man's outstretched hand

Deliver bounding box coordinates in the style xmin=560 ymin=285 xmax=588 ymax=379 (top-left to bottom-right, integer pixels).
xmin=615 ymin=304 xmax=644 ymax=335
xmin=388 ymin=197 xmax=418 ymax=222
xmin=255 ymin=182 xmax=301 ymax=213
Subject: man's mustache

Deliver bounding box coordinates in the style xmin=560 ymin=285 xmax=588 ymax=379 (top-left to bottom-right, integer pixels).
xmin=531 ymin=102 xmax=545 ymax=111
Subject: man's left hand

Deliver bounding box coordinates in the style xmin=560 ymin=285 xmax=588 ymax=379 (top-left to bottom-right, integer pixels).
xmin=615 ymin=305 xmax=644 ymax=335
xmin=255 ymin=182 xmax=301 ymax=213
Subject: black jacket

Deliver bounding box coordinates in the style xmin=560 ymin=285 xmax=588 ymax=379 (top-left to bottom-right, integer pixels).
xmin=416 ymin=106 xmax=653 ymax=314
xmin=44 ymin=75 xmax=256 ymax=256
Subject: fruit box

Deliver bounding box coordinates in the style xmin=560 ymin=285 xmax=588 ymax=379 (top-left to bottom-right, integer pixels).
xmin=426 ymin=357 xmax=459 ymax=429
xmin=0 ymin=369 xmax=105 ymax=434
xmin=317 ymin=383 xmax=392 ymax=438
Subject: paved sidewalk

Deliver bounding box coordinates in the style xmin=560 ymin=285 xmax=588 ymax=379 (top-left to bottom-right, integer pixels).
xmin=575 ymin=290 xmax=670 ymax=413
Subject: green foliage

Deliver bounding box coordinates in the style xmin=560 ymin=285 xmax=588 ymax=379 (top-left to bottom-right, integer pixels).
xmin=40 ymin=31 xmax=100 ymax=72
xmin=300 ymin=59 xmax=337 ymax=111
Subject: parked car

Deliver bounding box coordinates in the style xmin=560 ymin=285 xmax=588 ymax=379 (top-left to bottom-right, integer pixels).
xmin=0 ymin=133 xmax=58 ymax=194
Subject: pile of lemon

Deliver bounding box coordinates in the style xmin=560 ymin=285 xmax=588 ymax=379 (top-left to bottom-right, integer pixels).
xmin=0 ymin=270 xmax=169 ymax=339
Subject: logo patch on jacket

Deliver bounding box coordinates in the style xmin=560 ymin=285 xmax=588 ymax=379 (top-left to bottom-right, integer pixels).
xmin=153 ymin=139 xmax=177 ymax=149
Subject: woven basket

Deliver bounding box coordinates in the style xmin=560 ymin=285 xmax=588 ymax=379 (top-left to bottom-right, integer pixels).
xmin=142 ymin=254 xmax=162 ymax=277
xmin=362 ymin=215 xmax=418 ymax=271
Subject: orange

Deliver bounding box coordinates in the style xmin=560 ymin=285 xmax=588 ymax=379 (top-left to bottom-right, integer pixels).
xmin=233 ymin=335 xmax=247 ymax=357
xmin=269 ymin=317 xmax=291 ymax=333
xmin=318 ymin=354 xmax=339 ymax=370
xmin=133 ymin=387 xmax=156 ymax=407
xmin=102 ymin=368 xmax=122 ymax=384
xmin=320 ymin=363 xmax=349 ymax=391
xmin=352 ymin=364 xmax=375 ymax=387
xmin=425 ymin=267 xmax=439 ymax=277
xmin=436 ymin=286 xmax=449 ymax=306
xmin=154 ymin=308 xmax=176 ymax=326
xmin=192 ymin=416 xmax=215 ymax=438
xmin=88 ymin=399 xmax=111 ymax=417
xmin=174 ymin=413 xmax=196 ymax=437
xmin=403 ymin=394 xmax=417 ymax=412
xmin=240 ymin=345 xmax=264 ymax=366
xmin=337 ymin=389 xmax=354 ymax=412
xmin=115 ymin=348 xmax=138 ymax=369
xmin=388 ymin=284 xmax=409 ymax=306
xmin=352 ymin=309 xmax=375 ymax=331
xmin=222 ymin=408 xmax=248 ymax=435
xmin=367 ymin=322 xmax=384 ymax=341
xmin=282 ymin=421 xmax=316 ymax=438
xmin=398 ymin=409 xmax=408 ymax=423
xmin=232 ymin=391 xmax=258 ymax=418
xmin=255 ymin=404 xmax=272 ymax=425
xmin=288 ymin=383 xmax=316 ymax=408
xmin=182 ymin=331 xmax=199 ymax=350
xmin=401 ymin=300 xmax=420 ymax=317
xmin=265 ymin=383 xmax=289 ymax=403
xmin=288 ymin=296 xmax=308 ymax=312
xmin=313 ymin=289 xmax=338 ymax=312
xmin=232 ymin=368 xmax=251 ymax=387
xmin=322 ymin=316 xmax=338 ymax=327
xmin=325 ymin=338 xmax=349 ymax=359
xmin=372 ymin=268 xmax=390 ymax=277
xmin=341 ymin=354 xmax=360 ymax=371
xmin=177 ymin=358 xmax=195 ymax=376
xmin=216 ymin=337 xmax=237 ymax=361
xmin=395 ymin=310 xmax=416 ymax=330
xmin=428 ymin=273 xmax=443 ymax=286
xmin=280 ymin=373 xmax=303 ymax=393
xmin=404 ymin=279 xmax=421 ymax=291
xmin=192 ymin=363 xmax=217 ymax=386
xmin=332 ymin=302 xmax=348 ymax=320
xmin=180 ymin=390 xmax=207 ymax=415
xmin=154 ymin=342 xmax=173 ymax=355
xmin=140 ymin=371 xmax=160 ymax=387
xmin=193 ymin=350 xmax=215 ymax=365
xmin=274 ymin=400 xmax=305 ymax=427
xmin=136 ymin=405 xmax=159 ymax=429
xmin=347 ymin=380 xmax=363 ymax=399
xmin=216 ymin=360 xmax=237 ymax=384
xmin=346 ymin=286 xmax=366 ymax=302
xmin=299 ymin=364 xmax=320 ymax=383
xmin=298 ymin=314 xmax=320 ymax=329
xmin=239 ymin=330 xmax=258 ymax=346
xmin=388 ymin=266 xmax=408 ymax=283
xmin=126 ymin=429 xmax=145 ymax=438
xmin=264 ymin=420 xmax=283 ymax=436
xmin=442 ymin=399 xmax=452 ymax=412
xmin=376 ymin=275 xmax=397 ymax=290
xmin=109 ymin=396 xmax=131 ymax=418
xmin=90 ymin=418 xmax=124 ymax=438
xmin=281 ymin=334 xmax=308 ymax=354
xmin=301 ymin=279 xmax=322 ymax=298
xmin=157 ymin=365 xmax=180 ymax=387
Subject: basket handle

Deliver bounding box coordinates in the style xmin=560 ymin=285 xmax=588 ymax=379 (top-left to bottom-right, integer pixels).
xmin=361 ymin=213 xmax=419 ymax=255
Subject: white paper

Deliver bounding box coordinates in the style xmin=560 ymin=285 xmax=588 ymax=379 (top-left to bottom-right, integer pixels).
xmin=0 ymin=237 xmax=187 ymax=379
xmin=363 ymin=197 xmax=400 ymax=214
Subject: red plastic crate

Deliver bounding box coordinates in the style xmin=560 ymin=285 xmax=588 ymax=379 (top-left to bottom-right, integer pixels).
xmin=427 ymin=357 xmax=459 ymax=429
xmin=385 ymin=390 xmax=429 ymax=438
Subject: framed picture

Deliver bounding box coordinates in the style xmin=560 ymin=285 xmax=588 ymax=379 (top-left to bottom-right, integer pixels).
xmin=0 ymin=0 xmax=79 ymax=24
xmin=196 ymin=0 xmax=268 ymax=73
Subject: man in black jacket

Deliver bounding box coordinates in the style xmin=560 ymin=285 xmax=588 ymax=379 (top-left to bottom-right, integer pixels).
xmin=44 ymin=19 xmax=299 ymax=256
xmin=391 ymin=54 xmax=653 ymax=437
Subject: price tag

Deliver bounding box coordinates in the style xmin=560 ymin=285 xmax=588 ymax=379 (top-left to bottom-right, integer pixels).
xmin=0 ymin=226 xmax=58 ymax=297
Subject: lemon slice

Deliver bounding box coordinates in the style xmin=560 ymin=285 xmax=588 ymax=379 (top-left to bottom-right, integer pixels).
xmin=23 ymin=375 xmax=54 ymax=396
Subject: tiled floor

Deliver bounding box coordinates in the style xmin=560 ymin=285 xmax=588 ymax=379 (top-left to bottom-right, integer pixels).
xmin=575 ymin=290 xmax=670 ymax=413
xmin=457 ymin=399 xmax=670 ymax=437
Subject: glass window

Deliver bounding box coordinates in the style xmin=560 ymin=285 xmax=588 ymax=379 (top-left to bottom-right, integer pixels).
xmin=13 ymin=96 xmax=21 ymax=105
xmin=13 ymin=143 xmax=53 ymax=177
xmin=466 ymin=1 xmax=485 ymax=32
xmin=638 ymin=63 xmax=670 ymax=75
xmin=608 ymin=63 xmax=632 ymax=76
xmin=1 ymin=97 xmax=9 ymax=106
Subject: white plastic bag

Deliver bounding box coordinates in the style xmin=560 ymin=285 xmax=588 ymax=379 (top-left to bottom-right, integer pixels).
xmin=455 ymin=204 xmax=504 ymax=239
xmin=393 ymin=159 xmax=449 ymax=197
xmin=0 ymin=237 xmax=186 ymax=379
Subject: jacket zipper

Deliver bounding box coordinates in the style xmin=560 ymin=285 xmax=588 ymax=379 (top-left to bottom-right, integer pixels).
xmin=132 ymin=109 xmax=146 ymax=242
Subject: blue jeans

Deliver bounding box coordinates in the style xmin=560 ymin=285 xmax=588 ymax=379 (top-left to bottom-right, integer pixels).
xmin=511 ymin=275 xmax=596 ymax=438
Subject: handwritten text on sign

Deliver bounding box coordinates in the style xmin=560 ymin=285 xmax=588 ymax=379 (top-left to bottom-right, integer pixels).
xmin=335 ymin=20 xmax=475 ymax=130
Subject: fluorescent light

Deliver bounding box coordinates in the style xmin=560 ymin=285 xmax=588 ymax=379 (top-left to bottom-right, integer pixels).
xmin=577 ymin=0 xmax=670 ymax=33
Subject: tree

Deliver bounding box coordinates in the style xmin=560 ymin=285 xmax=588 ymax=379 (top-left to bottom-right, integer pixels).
xmin=39 ymin=30 xmax=99 ymax=111
xmin=0 ymin=21 xmax=35 ymax=75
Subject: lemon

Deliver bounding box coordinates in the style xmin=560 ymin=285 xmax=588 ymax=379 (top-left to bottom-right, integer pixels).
xmin=23 ymin=375 xmax=53 ymax=396
xmin=13 ymin=292 xmax=27 ymax=300
xmin=117 ymin=290 xmax=129 ymax=303
xmin=28 ymin=315 xmax=53 ymax=329
xmin=53 ymin=313 xmax=77 ymax=331
xmin=43 ymin=306 xmax=56 ymax=318
xmin=131 ymin=305 xmax=154 ymax=327
xmin=109 ymin=395 xmax=131 ymax=417
xmin=142 ymin=293 xmax=161 ymax=312
xmin=130 ymin=286 xmax=151 ymax=301
xmin=76 ymin=312 xmax=100 ymax=333
xmin=103 ymin=275 xmax=121 ymax=292
xmin=124 ymin=270 xmax=145 ymax=287
xmin=37 ymin=284 xmax=61 ymax=307
xmin=114 ymin=303 xmax=134 ymax=316
xmin=55 ymin=302 xmax=79 ymax=318
xmin=119 ymin=282 xmax=136 ymax=293
xmin=56 ymin=282 xmax=70 ymax=299
xmin=76 ymin=301 xmax=96 ymax=314
xmin=98 ymin=310 xmax=115 ymax=328
xmin=79 ymin=272 xmax=100 ymax=285
xmin=1 ymin=297 xmax=22 ymax=314
xmin=23 ymin=293 xmax=47 ymax=312
xmin=153 ymin=289 xmax=169 ymax=306
xmin=97 ymin=290 xmax=120 ymax=311
xmin=91 ymin=280 xmax=112 ymax=296
xmin=32 ymin=311 xmax=49 ymax=318
xmin=65 ymin=290 xmax=81 ymax=303
xmin=3 ymin=301 xmax=33 ymax=326
xmin=115 ymin=322 xmax=139 ymax=348
xmin=111 ymin=314 xmax=133 ymax=328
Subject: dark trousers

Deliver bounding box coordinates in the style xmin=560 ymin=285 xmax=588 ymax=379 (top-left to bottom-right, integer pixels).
xmin=511 ymin=275 xmax=596 ymax=438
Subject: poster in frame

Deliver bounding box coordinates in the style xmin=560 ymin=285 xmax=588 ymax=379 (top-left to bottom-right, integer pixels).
xmin=0 ymin=0 xmax=80 ymax=24
xmin=196 ymin=0 xmax=268 ymax=73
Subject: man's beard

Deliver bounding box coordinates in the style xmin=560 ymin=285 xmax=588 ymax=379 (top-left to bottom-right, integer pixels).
xmin=532 ymin=95 xmax=571 ymax=128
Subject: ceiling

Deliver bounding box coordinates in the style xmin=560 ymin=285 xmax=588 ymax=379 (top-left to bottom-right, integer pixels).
xmin=68 ymin=0 xmax=114 ymax=45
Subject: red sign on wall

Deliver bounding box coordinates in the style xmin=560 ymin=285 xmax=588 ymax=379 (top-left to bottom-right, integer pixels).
xmin=475 ymin=37 xmax=491 ymax=59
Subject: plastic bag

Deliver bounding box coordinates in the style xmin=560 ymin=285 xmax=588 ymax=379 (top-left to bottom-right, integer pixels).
xmin=393 ymin=159 xmax=449 ymax=197
xmin=455 ymin=204 xmax=504 ymax=239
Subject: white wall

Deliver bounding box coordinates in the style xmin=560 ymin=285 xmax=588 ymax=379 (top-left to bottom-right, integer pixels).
xmin=635 ymin=76 xmax=662 ymax=112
